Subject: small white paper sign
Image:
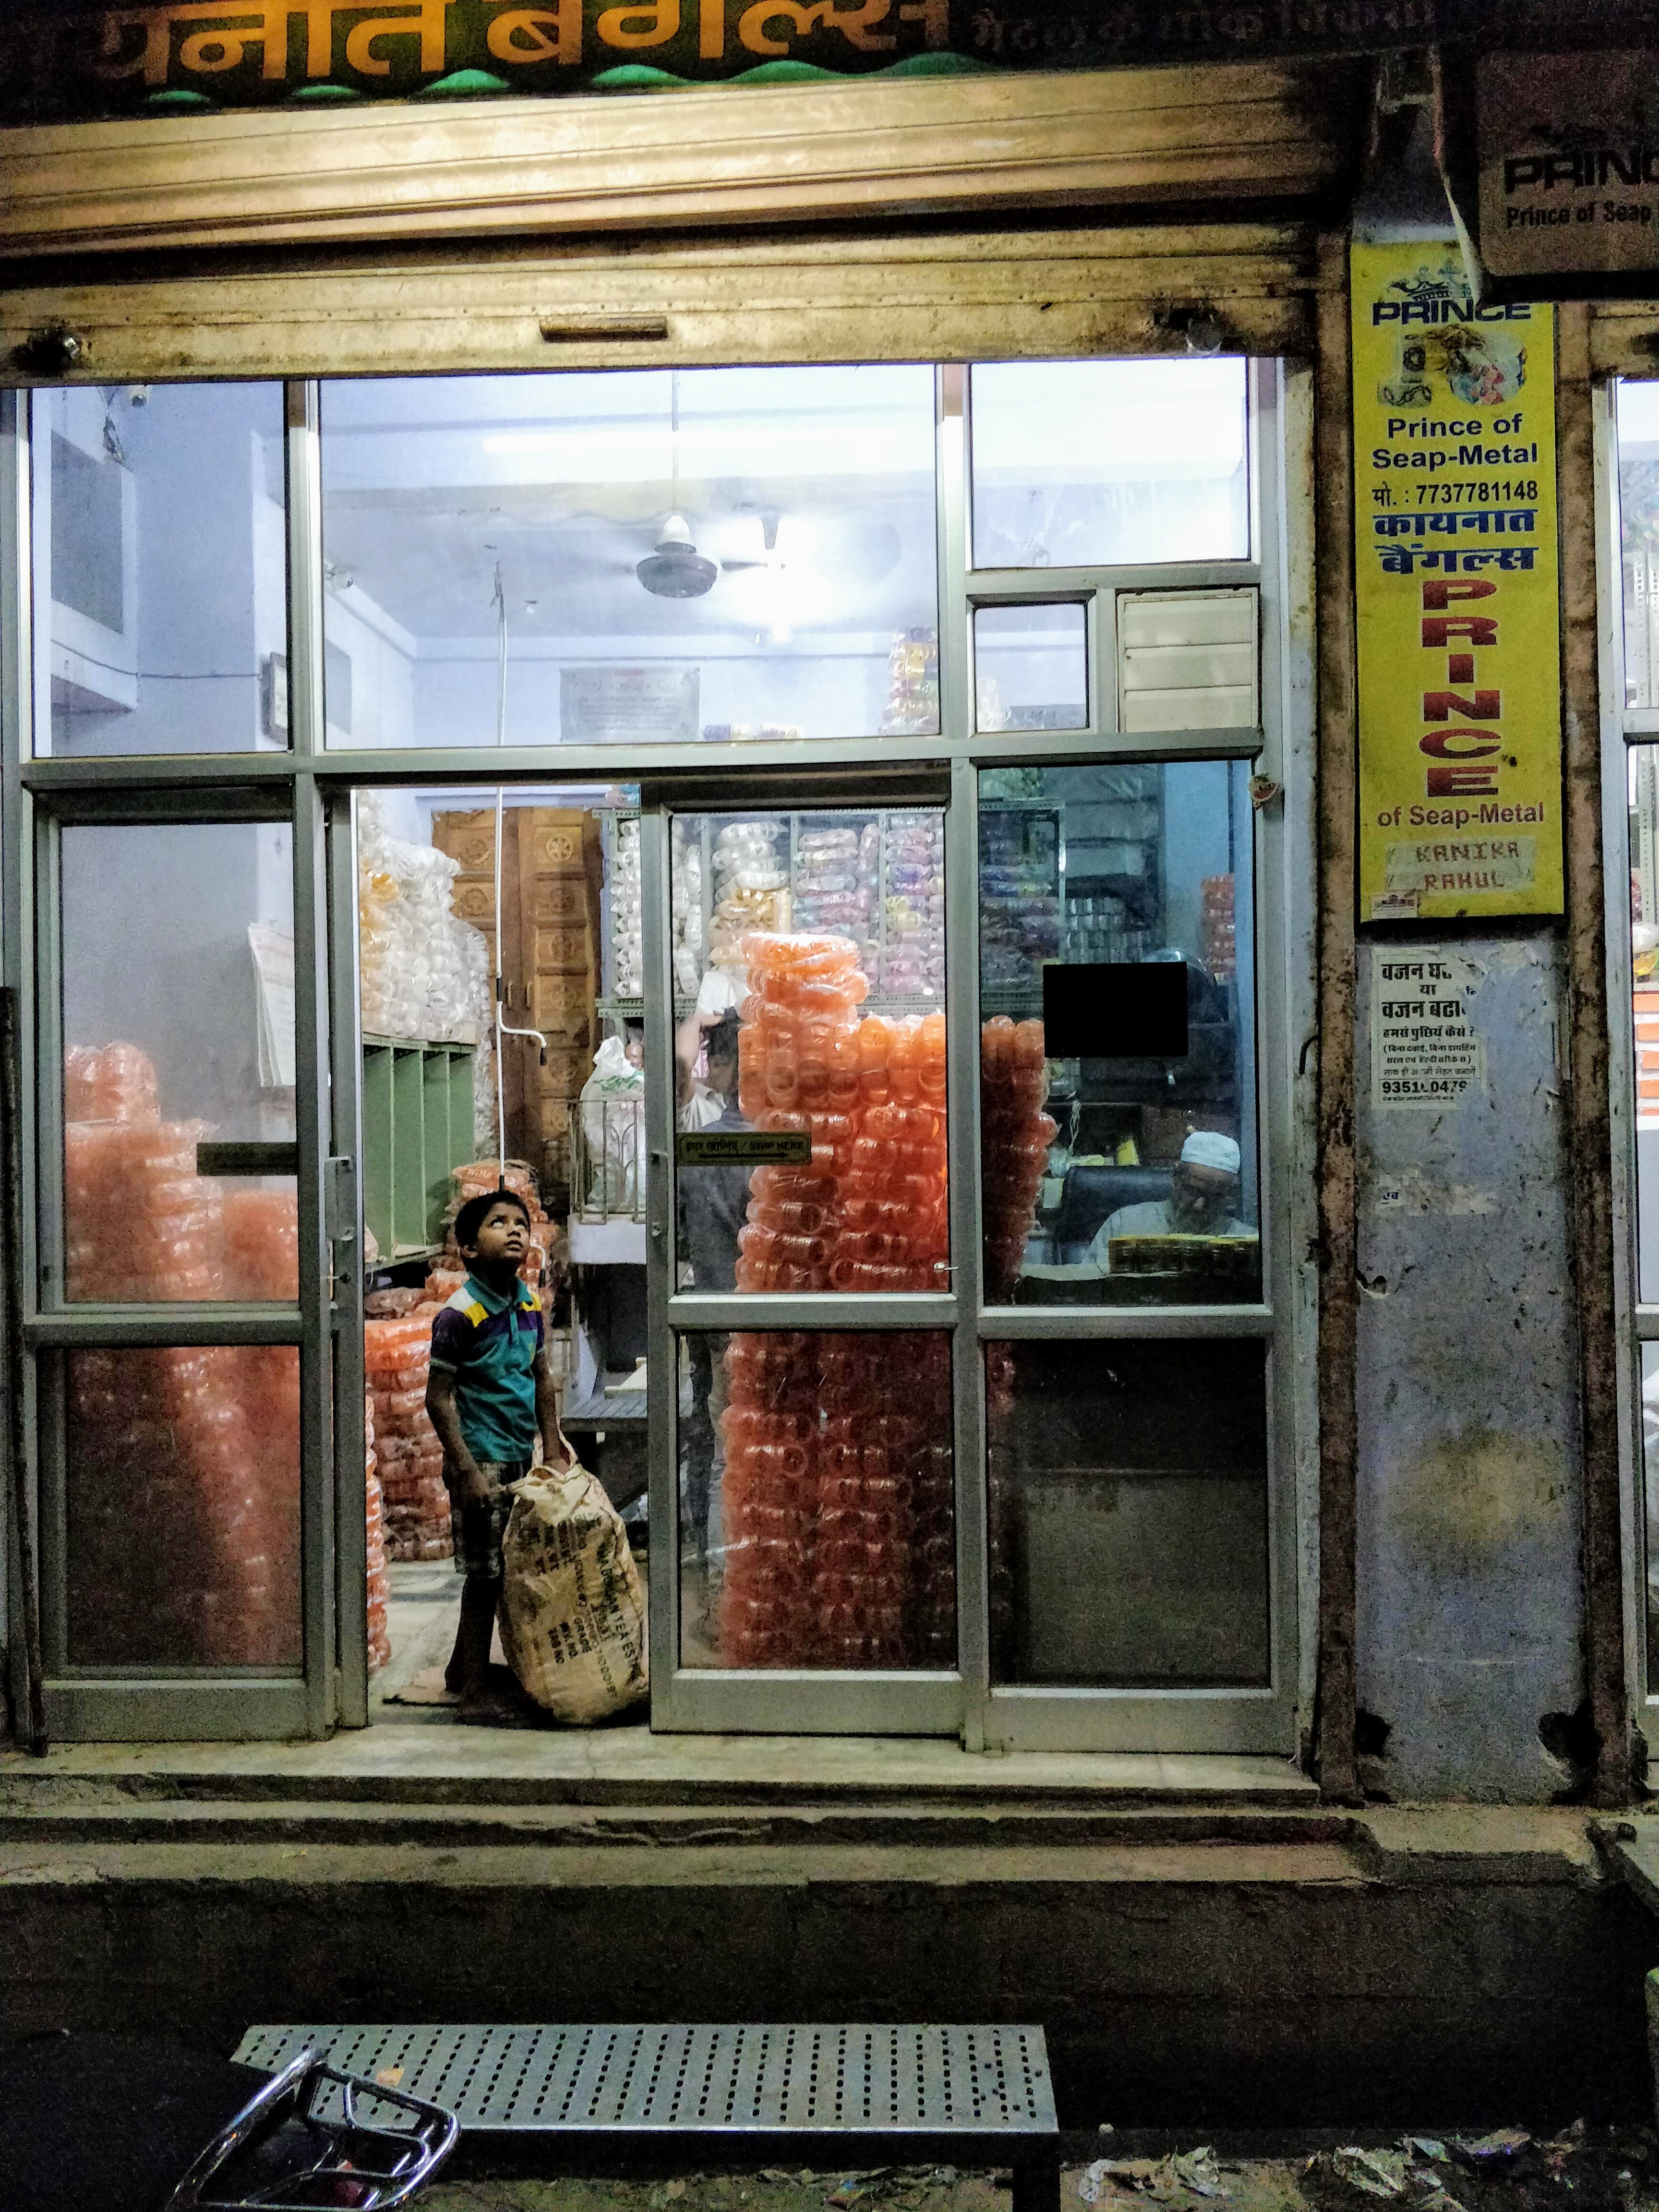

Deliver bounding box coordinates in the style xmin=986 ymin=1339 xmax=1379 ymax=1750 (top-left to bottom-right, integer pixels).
xmin=1371 ymin=950 xmax=1486 ymax=1111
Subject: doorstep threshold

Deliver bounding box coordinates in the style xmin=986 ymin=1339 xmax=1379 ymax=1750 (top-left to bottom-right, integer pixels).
xmin=0 ymin=1729 xmax=1316 ymax=1809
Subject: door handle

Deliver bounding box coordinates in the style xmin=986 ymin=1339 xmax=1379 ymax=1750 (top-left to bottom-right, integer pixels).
xmin=325 ymin=1155 xmax=356 ymax=1246
xmin=325 ymin=1155 xmax=357 ymax=1304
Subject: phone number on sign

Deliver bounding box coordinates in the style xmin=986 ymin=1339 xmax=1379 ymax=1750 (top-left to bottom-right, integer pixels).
xmin=1415 ymin=479 xmax=1539 ymax=506
xmin=1379 ymin=1077 xmax=1472 ymax=1097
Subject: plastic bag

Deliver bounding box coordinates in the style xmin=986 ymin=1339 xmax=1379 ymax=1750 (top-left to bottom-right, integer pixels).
xmin=498 ymin=1463 xmax=648 ymax=1724
xmin=579 ymin=1037 xmax=645 ymax=1211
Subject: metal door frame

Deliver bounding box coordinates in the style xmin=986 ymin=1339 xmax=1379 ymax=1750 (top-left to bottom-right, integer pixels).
xmin=642 ymin=769 xmax=967 ymax=1737
xmin=5 ymin=385 xmax=343 ymax=1740
xmin=2 ymin=359 xmax=1313 ymax=1751
xmin=1598 ymin=372 xmax=1659 ymax=1739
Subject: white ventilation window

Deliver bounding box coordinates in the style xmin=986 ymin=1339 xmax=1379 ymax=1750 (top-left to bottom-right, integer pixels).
xmin=1117 ymin=588 xmax=1258 ymax=733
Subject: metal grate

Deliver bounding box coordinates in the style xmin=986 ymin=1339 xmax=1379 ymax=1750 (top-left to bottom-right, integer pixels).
xmin=233 ymin=2024 xmax=1055 ymax=2139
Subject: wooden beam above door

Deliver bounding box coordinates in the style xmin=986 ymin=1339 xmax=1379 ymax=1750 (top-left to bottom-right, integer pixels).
xmin=0 ymin=63 xmax=1364 ymax=267
xmin=0 ymin=220 xmax=1327 ymax=383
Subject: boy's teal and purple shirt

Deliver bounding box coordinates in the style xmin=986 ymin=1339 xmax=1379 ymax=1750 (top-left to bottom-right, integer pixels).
xmin=429 ymin=1272 xmax=543 ymax=1462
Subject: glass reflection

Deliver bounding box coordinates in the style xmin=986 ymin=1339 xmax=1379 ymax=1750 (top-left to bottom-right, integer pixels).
xmin=672 ymin=806 xmax=948 ymax=1300
xmin=320 ymin=367 xmax=939 ymax=747
xmin=1621 ymin=381 xmax=1659 ymax=714
xmin=970 ymin=359 xmax=1250 ymax=569
xmin=33 ymin=383 xmax=288 ymax=758
xmin=1645 ymin=1345 xmax=1659 ymax=1688
xmin=1629 ymin=747 xmax=1659 ymax=1304
xmin=678 ymin=1329 xmax=954 ymax=1672
xmin=61 ymin=823 xmax=298 ymax=1304
xmin=67 ymin=1344 xmax=301 ymax=1668
xmin=974 ymin=602 xmax=1087 ymax=731
xmin=986 ymin=1338 xmax=1269 ymax=1686
xmin=978 ymin=761 xmax=1259 ymax=1305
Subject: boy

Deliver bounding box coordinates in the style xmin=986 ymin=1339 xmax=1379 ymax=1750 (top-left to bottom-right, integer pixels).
xmin=425 ymin=1187 xmax=571 ymax=1719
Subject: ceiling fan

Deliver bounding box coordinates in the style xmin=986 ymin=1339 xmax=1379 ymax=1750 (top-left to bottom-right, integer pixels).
xmin=636 ymin=513 xmax=718 ymax=599
xmin=712 ymin=509 xmax=781 ymax=577
xmin=636 ymin=368 xmax=720 ymax=600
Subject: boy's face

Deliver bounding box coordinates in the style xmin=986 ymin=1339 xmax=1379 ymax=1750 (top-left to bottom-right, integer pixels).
xmin=463 ymin=1201 xmax=529 ymax=1273
xmin=707 ymin=1045 xmax=738 ymax=1098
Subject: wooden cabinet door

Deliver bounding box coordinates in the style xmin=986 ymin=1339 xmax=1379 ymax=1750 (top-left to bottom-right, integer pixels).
xmin=518 ymin=808 xmax=602 ymax=1213
xmin=432 ymin=806 xmax=600 ymax=1209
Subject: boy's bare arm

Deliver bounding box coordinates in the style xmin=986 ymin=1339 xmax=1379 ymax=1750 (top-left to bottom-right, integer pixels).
xmin=534 ymin=1346 xmax=574 ymax=1470
xmin=425 ymin=1369 xmax=493 ymax=1505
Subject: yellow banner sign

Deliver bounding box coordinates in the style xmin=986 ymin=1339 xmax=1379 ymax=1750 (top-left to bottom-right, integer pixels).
xmin=1352 ymin=240 xmax=1563 ymax=920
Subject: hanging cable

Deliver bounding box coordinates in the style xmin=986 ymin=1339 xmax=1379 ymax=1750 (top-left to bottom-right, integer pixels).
xmin=489 ymin=560 xmax=549 ymax=1187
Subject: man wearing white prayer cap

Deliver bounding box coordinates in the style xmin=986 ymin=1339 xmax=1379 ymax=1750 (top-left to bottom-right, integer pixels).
xmin=1086 ymin=1129 xmax=1254 ymax=1269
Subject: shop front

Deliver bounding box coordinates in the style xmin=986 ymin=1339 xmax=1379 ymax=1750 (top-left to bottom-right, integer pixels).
xmin=4 ymin=300 xmax=1317 ymax=1748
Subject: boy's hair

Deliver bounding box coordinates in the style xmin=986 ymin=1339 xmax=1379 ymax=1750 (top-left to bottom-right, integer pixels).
xmin=454 ymin=1186 xmax=532 ymax=1253
xmin=706 ymin=1011 xmax=741 ymax=1068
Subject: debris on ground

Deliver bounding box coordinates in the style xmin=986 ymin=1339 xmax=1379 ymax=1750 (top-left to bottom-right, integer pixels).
xmin=1302 ymin=2126 xmax=1656 ymax=2212
xmin=1079 ymin=2149 xmax=1230 ymax=2205
xmin=827 ymin=2176 xmax=895 ymax=2207
xmin=412 ymin=2126 xmax=1659 ymax=2212
xmin=1304 ymin=2151 xmax=1414 ymax=2205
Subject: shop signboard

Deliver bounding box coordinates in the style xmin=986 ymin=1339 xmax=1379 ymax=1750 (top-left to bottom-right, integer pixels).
xmin=1472 ymin=48 xmax=1659 ymax=301
xmin=0 ymin=0 xmax=1449 ymax=123
xmin=3 ymin=2 xmax=1659 ymax=123
xmin=1351 ymin=240 xmax=1563 ymax=923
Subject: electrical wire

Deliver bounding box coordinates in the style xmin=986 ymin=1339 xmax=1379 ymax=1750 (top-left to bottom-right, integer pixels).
xmin=489 ymin=560 xmax=549 ymax=1185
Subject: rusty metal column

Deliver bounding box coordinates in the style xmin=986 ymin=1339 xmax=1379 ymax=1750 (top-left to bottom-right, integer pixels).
xmin=1313 ymin=230 xmax=1359 ymax=1804
xmin=1558 ymin=302 xmax=1631 ymax=1808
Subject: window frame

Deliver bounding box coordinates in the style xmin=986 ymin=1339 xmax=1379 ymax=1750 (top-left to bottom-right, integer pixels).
xmin=1 ymin=355 xmax=1314 ymax=1754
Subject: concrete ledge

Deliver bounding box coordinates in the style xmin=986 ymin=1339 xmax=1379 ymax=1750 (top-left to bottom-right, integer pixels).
xmin=0 ymin=1731 xmax=1317 ymax=1808
xmin=1 ymin=1800 xmax=1650 ymax=2129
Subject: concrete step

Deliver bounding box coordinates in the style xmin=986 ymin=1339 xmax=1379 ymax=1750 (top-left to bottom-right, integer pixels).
xmin=0 ymin=1733 xmax=1321 ymax=1811
xmin=0 ymin=1795 xmax=1360 ymax=1851
xmin=0 ymin=1803 xmax=1648 ymax=2130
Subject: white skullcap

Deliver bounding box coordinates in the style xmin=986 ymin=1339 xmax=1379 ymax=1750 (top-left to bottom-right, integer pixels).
xmin=1180 ymin=1130 xmax=1240 ymax=1175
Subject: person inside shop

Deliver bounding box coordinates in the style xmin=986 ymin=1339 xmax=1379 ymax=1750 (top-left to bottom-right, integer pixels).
xmin=1086 ymin=1130 xmax=1255 ymax=1270
xmin=425 ymin=1188 xmax=572 ymax=1721
xmin=676 ymin=1005 xmax=740 ymax=1134
xmin=674 ymin=1010 xmax=748 ymax=1582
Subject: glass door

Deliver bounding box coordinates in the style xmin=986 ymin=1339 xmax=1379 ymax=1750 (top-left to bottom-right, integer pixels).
xmin=644 ymin=782 xmax=966 ymax=1734
xmin=29 ymin=788 xmax=340 ymax=1739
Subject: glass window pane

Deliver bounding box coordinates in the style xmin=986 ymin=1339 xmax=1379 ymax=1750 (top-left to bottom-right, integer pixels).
xmin=1621 ymin=381 xmax=1659 ymax=714
xmin=974 ymin=603 xmax=1087 ymax=731
xmin=986 ymin=1338 xmax=1268 ymax=1686
xmin=319 ymin=367 xmax=938 ymax=748
xmin=66 ymin=1344 xmax=301 ymax=1668
xmin=678 ymin=1329 xmax=954 ymax=1672
xmin=61 ymin=823 xmax=297 ymax=1303
xmin=1644 ymin=1346 xmax=1659 ymax=1689
xmin=970 ymin=359 xmax=1249 ymax=569
xmin=1631 ymin=747 xmax=1659 ymax=1302
xmin=979 ymin=762 xmax=1259 ymax=1306
xmin=670 ymin=806 xmax=947 ymax=1298
xmin=33 ymin=384 xmax=288 ymax=757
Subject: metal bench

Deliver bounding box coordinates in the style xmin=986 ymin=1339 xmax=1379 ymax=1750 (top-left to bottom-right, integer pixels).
xmin=234 ymin=2023 xmax=1060 ymax=2209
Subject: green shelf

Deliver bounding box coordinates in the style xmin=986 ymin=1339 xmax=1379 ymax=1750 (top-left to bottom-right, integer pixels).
xmin=360 ymin=1036 xmax=477 ymax=1265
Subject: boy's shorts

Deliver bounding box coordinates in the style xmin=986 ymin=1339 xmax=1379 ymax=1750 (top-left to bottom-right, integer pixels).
xmin=444 ymin=1460 xmax=529 ymax=1580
